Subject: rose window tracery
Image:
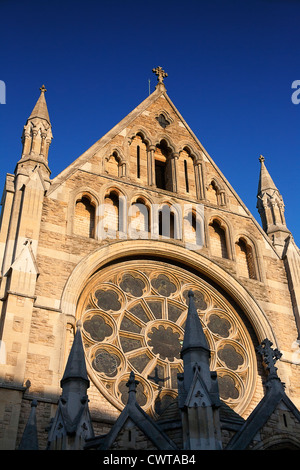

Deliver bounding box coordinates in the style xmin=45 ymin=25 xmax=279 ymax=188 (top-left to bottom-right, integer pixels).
xmin=77 ymin=260 xmax=256 ymax=417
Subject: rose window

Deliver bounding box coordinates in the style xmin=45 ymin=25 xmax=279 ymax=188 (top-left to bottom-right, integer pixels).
xmin=77 ymin=260 xmax=257 ymax=417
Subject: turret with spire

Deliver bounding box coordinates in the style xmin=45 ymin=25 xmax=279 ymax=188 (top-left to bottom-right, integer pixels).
xmin=178 ymin=291 xmax=222 ymax=450
xmin=46 ymin=321 xmax=94 ymax=450
xmin=257 ymin=155 xmax=290 ymax=255
xmin=18 ymin=399 xmax=39 ymax=450
xmin=180 ymin=290 xmax=212 ymax=392
xmin=17 ymin=85 xmax=53 ymax=182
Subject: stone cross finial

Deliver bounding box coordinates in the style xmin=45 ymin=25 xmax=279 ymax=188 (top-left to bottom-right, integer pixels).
xmin=259 ymin=155 xmax=265 ymax=163
xmin=256 ymin=338 xmax=282 ymax=377
xmin=152 ymin=66 xmax=168 ymax=84
xmin=40 ymin=84 xmax=47 ymax=93
xmin=126 ymin=371 xmax=139 ymax=394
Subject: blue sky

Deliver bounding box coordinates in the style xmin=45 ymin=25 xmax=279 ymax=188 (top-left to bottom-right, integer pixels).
xmin=0 ymin=0 xmax=299 ymax=244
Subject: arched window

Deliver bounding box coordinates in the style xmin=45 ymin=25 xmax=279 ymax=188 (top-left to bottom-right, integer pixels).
xmin=129 ymin=134 xmax=148 ymax=184
xmin=74 ymin=196 xmax=95 ymax=238
xmin=178 ymin=147 xmax=196 ymax=197
xmin=137 ymin=145 xmax=141 ymax=179
xmin=102 ymin=190 xmax=122 ymax=237
xmin=128 ymin=198 xmax=150 ymax=239
xmin=184 ymin=159 xmax=189 ymax=193
xmin=209 ymin=219 xmax=228 ymax=258
xmin=235 ymin=238 xmax=257 ymax=279
xmin=158 ymin=204 xmax=180 ymax=239
xmin=106 ymin=152 xmax=121 ymax=177
xmin=207 ymin=181 xmax=219 ymax=205
xmin=155 ymin=158 xmax=166 ymax=190
xmin=184 ymin=211 xmax=204 ymax=248
xmin=155 ymin=140 xmax=174 ymax=192
xmin=207 ymin=180 xmax=226 ymax=206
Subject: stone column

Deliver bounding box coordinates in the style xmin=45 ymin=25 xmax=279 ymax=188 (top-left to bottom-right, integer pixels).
xmin=120 ymin=161 xmax=126 ymax=178
xmin=219 ymin=189 xmax=226 ymax=206
xmin=40 ymin=132 xmax=47 ymax=158
xmin=194 ymin=160 xmax=205 ymax=200
xmin=30 ymin=129 xmax=39 ymax=155
xmin=171 ymin=153 xmax=179 ymax=193
xmin=148 ymin=145 xmax=156 ymax=186
xmin=21 ymin=124 xmax=32 ymax=156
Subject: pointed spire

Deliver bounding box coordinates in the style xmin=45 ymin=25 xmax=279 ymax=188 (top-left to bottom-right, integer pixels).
xmin=256 ymin=156 xmax=290 ymax=253
xmin=257 ymin=155 xmax=278 ymax=196
xmin=181 ymin=291 xmax=210 ymax=354
xmin=179 ymin=292 xmax=222 ymax=450
xmin=46 ymin=321 xmax=94 ymax=449
xmin=28 ymin=85 xmax=51 ymax=124
xmin=19 ymin=85 xmax=53 ymax=177
xmin=180 ymin=291 xmax=211 ymax=392
xmin=61 ymin=320 xmax=89 ymax=388
xmin=18 ymin=399 xmax=39 ymax=450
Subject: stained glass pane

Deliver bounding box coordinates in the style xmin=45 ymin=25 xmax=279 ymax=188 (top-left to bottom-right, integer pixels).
xmin=120 ymin=315 xmax=141 ymax=334
xmin=151 ymin=274 xmax=176 ymax=297
xmin=147 ymin=325 xmax=181 ymax=361
xmin=147 ymin=301 xmax=162 ymax=319
xmin=129 ymin=303 xmax=149 ymax=323
xmin=120 ymin=274 xmax=145 ymax=297
xmin=83 ymin=315 xmax=113 ymax=341
xmin=92 ymin=350 xmax=120 ymax=377
xmin=129 ymin=353 xmax=151 ymax=373
xmin=120 ymin=336 xmax=143 ymax=353
xmin=170 ymin=366 xmax=181 ymax=389
xmin=95 ymin=289 xmax=121 ymax=311
xmin=218 ymin=374 xmax=239 ymax=400
xmin=119 ymin=380 xmax=147 ymax=406
xmin=208 ymin=314 xmax=231 ymax=338
xmin=218 ymin=345 xmax=244 ymax=370
xmin=147 ymin=364 xmax=166 ymax=386
xmin=168 ymin=303 xmax=184 ymax=323
xmin=155 ymin=394 xmax=175 ymax=416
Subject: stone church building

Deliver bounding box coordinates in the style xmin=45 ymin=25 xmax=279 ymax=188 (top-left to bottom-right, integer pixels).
xmin=0 ymin=67 xmax=300 ymax=450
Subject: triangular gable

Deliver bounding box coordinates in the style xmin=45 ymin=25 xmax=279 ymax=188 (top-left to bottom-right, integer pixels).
xmin=23 ymin=164 xmax=48 ymax=192
xmin=184 ymin=368 xmax=213 ymax=408
xmin=51 ymin=399 xmax=93 ymax=435
xmin=85 ymin=390 xmax=177 ymax=451
xmin=45 ymin=79 xmax=278 ymax=255
xmin=226 ymin=378 xmax=300 ymax=450
xmin=9 ymin=239 xmax=39 ymax=276
xmin=47 ymin=398 xmax=94 ymax=449
xmin=47 ymin=88 xmax=164 ymax=195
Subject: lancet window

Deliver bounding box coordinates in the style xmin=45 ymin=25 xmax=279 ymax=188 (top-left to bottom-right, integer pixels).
xmin=74 ymin=195 xmax=96 ymax=238
xmin=209 ymin=219 xmax=229 ymax=259
xmin=235 ymin=237 xmax=257 ymax=280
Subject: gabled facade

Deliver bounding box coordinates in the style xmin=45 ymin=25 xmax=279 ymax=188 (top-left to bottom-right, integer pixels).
xmin=0 ymin=67 xmax=300 ymax=450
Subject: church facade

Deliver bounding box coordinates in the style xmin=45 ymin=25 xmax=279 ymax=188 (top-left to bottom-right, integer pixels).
xmin=0 ymin=67 xmax=300 ymax=450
